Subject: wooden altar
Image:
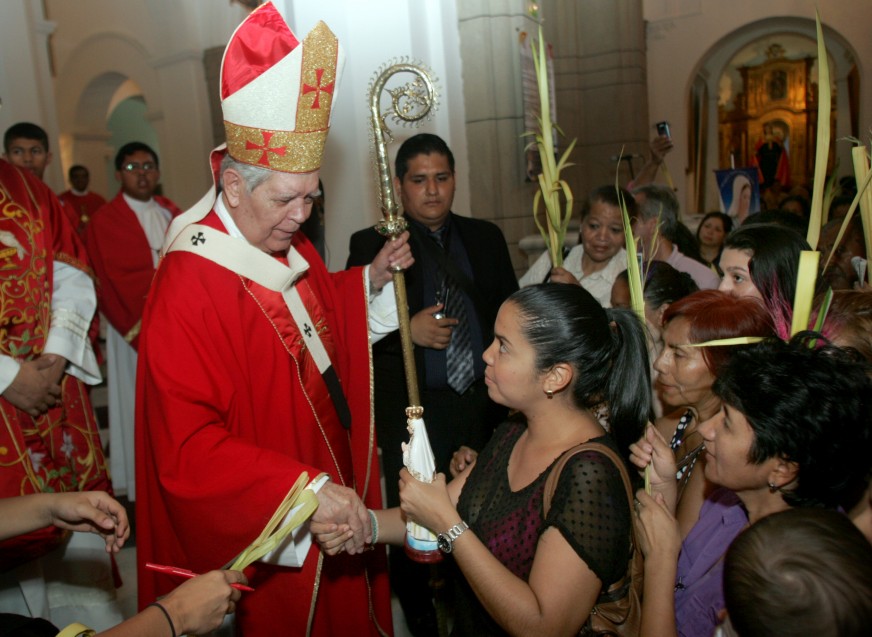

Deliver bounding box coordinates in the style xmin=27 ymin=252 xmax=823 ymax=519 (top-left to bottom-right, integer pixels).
xmin=718 ymin=43 xmax=836 ymax=189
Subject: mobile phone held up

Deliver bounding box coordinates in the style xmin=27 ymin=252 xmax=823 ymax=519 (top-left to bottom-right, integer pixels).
xmin=655 ymin=121 xmax=671 ymax=139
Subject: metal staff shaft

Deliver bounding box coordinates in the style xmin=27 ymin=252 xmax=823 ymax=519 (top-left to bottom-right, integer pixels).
xmin=370 ymin=61 xmax=436 ymax=414
xmin=391 ymin=266 xmax=420 ymax=409
xmin=368 ymin=60 xmax=448 ymax=637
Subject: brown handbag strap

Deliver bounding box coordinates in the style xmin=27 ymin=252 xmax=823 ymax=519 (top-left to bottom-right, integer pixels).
xmin=542 ymin=441 xmax=640 ymax=599
xmin=543 ymin=441 xmax=634 ymax=517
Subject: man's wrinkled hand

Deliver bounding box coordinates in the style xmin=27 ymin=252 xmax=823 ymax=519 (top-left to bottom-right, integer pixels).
xmin=2 ymin=358 xmax=62 ymax=416
xmin=369 ymin=231 xmax=413 ymax=292
xmin=312 ymin=482 xmax=371 ymax=555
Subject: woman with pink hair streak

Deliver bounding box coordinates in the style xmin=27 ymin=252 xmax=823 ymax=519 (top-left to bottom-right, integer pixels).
xmin=718 ymin=224 xmax=826 ymax=340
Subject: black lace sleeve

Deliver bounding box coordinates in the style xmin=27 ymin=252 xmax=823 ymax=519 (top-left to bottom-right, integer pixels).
xmin=544 ymin=447 xmax=631 ymax=587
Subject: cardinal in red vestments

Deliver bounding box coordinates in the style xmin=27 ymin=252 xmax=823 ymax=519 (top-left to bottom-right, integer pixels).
xmin=135 ymin=5 xmax=412 ymax=635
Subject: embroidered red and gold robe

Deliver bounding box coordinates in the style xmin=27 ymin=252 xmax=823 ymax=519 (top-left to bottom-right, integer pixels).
xmin=0 ymin=160 xmax=111 ymax=570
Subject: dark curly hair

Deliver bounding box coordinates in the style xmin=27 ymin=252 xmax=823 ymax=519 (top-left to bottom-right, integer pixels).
xmin=713 ymin=335 xmax=872 ymax=509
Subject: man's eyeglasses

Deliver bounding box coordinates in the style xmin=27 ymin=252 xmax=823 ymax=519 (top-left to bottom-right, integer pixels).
xmin=122 ymin=162 xmax=157 ymax=172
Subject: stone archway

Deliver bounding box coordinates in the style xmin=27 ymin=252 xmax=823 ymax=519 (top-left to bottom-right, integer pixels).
xmin=686 ymin=17 xmax=859 ymax=212
xmin=54 ymin=32 xmax=166 ymax=201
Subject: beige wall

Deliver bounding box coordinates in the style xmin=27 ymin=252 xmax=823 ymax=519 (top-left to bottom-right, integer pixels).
xmin=3 ymin=0 xmax=867 ymax=269
xmin=45 ymin=0 xmax=248 ymax=206
xmin=0 ymin=1 xmax=66 ymax=190
xmin=643 ymin=0 xmax=872 ymax=213
xmin=458 ymin=0 xmax=649 ymax=275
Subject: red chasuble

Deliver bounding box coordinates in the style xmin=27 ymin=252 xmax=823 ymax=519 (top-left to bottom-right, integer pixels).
xmin=58 ymin=190 xmax=107 ymax=234
xmin=135 ymin=211 xmax=392 ymax=636
xmin=85 ymin=192 xmax=181 ymax=349
xmin=0 ymin=160 xmax=111 ymax=569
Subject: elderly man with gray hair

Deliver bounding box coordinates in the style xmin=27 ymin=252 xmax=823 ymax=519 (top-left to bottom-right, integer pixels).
xmin=134 ymin=4 xmax=411 ymax=635
xmin=631 ymin=185 xmax=720 ymax=289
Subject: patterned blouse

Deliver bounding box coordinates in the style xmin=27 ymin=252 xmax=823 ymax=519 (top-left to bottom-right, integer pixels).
xmin=450 ymin=418 xmax=632 ymax=636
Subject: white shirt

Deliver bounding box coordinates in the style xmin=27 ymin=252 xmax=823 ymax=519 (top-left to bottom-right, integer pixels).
xmin=665 ymin=245 xmax=721 ymax=290
xmin=123 ymin=193 xmax=173 ymax=268
xmin=519 ymin=245 xmax=628 ymax=308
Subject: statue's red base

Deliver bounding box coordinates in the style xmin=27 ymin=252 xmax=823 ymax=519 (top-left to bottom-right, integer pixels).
xmin=404 ymin=537 xmax=443 ymax=563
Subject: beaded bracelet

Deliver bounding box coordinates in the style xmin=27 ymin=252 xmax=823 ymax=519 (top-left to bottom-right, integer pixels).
xmin=367 ymin=508 xmax=379 ymax=545
xmin=148 ymin=602 xmax=177 ymax=637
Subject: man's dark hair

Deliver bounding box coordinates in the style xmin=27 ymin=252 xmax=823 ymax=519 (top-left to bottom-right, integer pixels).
xmin=828 ymin=194 xmax=854 ymax=219
xmin=114 ymin=142 xmax=159 ymax=171
xmin=724 ymin=508 xmax=872 ymax=637
xmin=581 ymin=185 xmax=638 ymax=220
xmin=779 ymin=194 xmax=810 ymax=219
xmin=4 ymin=122 xmax=49 ymax=153
xmin=68 ymin=164 xmax=88 ymax=179
xmin=395 ymin=133 xmax=454 ymax=182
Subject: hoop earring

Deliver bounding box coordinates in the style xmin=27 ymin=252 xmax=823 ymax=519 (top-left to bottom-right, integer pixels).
xmin=545 ymin=389 xmax=554 ymax=400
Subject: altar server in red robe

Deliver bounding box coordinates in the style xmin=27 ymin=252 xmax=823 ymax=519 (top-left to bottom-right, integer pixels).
xmin=85 ymin=142 xmax=181 ymax=502
xmin=0 ymin=158 xmax=118 ymax=629
xmin=58 ymin=165 xmax=107 ymax=234
xmin=135 ymin=4 xmax=411 ymax=635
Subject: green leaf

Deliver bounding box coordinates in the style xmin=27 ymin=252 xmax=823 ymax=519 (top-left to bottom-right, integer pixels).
xmin=807 ymin=10 xmax=831 ymax=250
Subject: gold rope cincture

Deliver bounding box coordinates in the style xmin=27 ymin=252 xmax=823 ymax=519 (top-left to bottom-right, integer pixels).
xmin=123 ymin=320 xmax=141 ymax=343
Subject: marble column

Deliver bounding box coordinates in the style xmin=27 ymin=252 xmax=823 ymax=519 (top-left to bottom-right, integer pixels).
xmin=456 ymin=1 xmax=647 ymax=272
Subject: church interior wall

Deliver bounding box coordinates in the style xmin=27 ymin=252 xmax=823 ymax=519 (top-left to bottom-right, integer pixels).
xmin=0 ymin=1 xmax=66 ymax=189
xmin=644 ymin=0 xmax=871 ymax=214
xmin=1 ymin=0 xmax=868 ymax=273
xmin=45 ymin=0 xmax=248 ymax=209
xmin=278 ymin=0 xmax=470 ymax=270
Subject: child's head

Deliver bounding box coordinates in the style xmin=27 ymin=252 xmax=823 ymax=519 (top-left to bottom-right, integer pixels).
xmin=723 ymin=507 xmax=872 ymax=637
xmin=3 ymin=122 xmax=51 ymax=180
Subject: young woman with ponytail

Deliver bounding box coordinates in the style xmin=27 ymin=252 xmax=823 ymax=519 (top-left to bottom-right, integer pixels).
xmin=315 ymin=284 xmax=652 ymax=636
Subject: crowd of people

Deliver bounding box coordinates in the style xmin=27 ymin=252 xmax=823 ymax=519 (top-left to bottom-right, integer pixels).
xmin=1 ymin=2 xmax=870 ymax=637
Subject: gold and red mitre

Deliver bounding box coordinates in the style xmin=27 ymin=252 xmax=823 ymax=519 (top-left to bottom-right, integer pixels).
xmin=220 ymin=2 xmax=344 ymax=174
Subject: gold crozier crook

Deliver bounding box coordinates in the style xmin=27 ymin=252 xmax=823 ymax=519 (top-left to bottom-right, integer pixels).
xmin=368 ymin=62 xmax=438 ymax=418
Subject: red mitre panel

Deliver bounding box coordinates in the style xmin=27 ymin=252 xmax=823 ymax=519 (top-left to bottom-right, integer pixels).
xmin=221 ymin=2 xmax=300 ymax=98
